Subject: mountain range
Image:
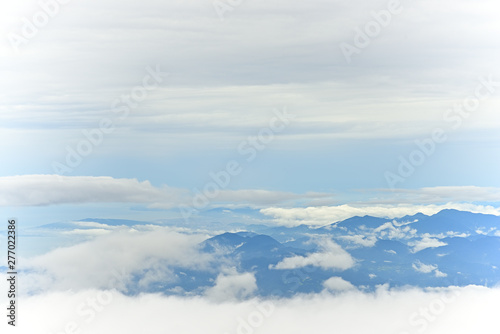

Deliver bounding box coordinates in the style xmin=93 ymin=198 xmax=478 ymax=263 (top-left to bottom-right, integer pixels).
xmin=33 ymin=209 xmax=500 ymax=297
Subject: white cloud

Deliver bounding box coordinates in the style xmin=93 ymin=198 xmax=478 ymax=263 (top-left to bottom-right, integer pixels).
xmin=446 ymin=231 xmax=470 ymax=238
xmin=2 ymin=286 xmax=499 ymax=334
xmin=374 ymin=222 xmax=417 ymax=240
xmin=22 ymin=226 xmax=213 ymax=293
xmin=378 ymin=186 xmax=500 ymax=205
xmin=412 ymin=261 xmax=438 ymax=274
xmin=270 ymin=238 xmax=355 ymax=271
xmin=0 ymin=175 xmax=186 ymax=208
xmin=61 ymin=229 xmax=112 ymax=236
xmin=373 ymin=222 xmax=395 ymax=232
xmin=8 ymin=176 xmax=499 ymax=228
xmin=0 ymin=174 xmax=332 ymax=209
xmin=475 ymin=227 xmax=497 ymax=236
xmin=412 ymin=261 xmax=447 ymax=278
xmin=2 ymin=0 xmax=500 ymax=147
xmin=204 ymin=268 xmax=257 ymax=302
xmin=73 ymin=221 xmax=117 ymax=229
xmin=261 ymin=203 xmax=500 ymax=227
xmin=410 ymin=237 xmax=448 ymax=253
xmin=205 ymin=190 xmax=332 ymax=207
xmin=338 ymin=235 xmax=377 ymax=247
xmin=323 ymin=277 xmax=356 ymax=292
xmin=435 ymin=270 xmax=448 ymax=278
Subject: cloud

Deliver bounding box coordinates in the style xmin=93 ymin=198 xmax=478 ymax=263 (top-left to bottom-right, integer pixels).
xmin=0 ymin=175 xmax=186 ymax=208
xmin=22 ymin=226 xmax=213 ymax=293
xmin=204 ymin=268 xmax=257 ymax=302
xmin=2 ymin=0 xmax=500 ymax=191
xmin=61 ymin=229 xmax=112 ymax=236
xmin=412 ymin=261 xmax=438 ymax=274
xmin=376 ymin=186 xmax=500 ymax=205
xmin=152 ymin=189 xmax=334 ymax=210
xmin=373 ymin=221 xmax=417 ymax=240
xmin=5 ymin=176 xmax=500 ymax=224
xmin=261 ymin=203 xmax=500 ymax=227
xmin=338 ymin=235 xmax=377 ymax=247
xmin=206 ymin=190 xmax=332 ymax=207
xmin=435 ymin=270 xmax=448 ymax=278
xmin=475 ymin=227 xmax=498 ymax=236
xmin=2 ymin=286 xmax=500 ymax=334
xmin=412 ymin=261 xmax=448 ymax=278
xmin=3 ymin=176 xmax=500 ymax=228
xmin=0 ymin=174 xmax=332 ymax=209
xmin=270 ymin=238 xmax=355 ymax=271
xmin=73 ymin=221 xmax=117 ymax=229
xmin=323 ymin=277 xmax=356 ymax=292
xmin=410 ymin=237 xmax=448 ymax=253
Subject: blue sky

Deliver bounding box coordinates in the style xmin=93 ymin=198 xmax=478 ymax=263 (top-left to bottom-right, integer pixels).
xmin=1 ymin=0 xmax=500 ymax=228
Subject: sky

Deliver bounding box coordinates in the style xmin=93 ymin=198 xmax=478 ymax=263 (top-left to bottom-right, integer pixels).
xmin=3 ymin=2 xmax=500 ymax=332
xmin=1 ymin=0 xmax=500 ymax=226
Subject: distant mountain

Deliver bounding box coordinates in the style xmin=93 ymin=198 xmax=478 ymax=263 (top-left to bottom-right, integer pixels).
xmin=333 ymin=215 xmax=389 ymax=229
xmin=37 ymin=218 xmax=157 ymax=230
xmin=409 ymin=209 xmax=500 ymax=235
xmin=31 ymin=209 xmax=500 ymax=297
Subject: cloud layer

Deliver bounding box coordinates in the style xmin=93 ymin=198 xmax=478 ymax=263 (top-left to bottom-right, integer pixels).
xmin=1 ymin=0 xmax=500 ymax=195
xmin=2 ymin=285 xmax=499 ymax=334
xmin=2 ymin=0 xmax=500 ymax=144
xmin=0 ymin=175 xmax=184 ymax=207
xmin=22 ymin=226 xmax=212 ymax=293
xmin=3 ymin=175 xmax=500 ymax=229
xmin=0 ymin=175 xmax=331 ymax=209
xmin=261 ymin=203 xmax=500 ymax=227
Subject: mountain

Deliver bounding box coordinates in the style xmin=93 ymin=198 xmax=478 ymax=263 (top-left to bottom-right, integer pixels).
xmin=408 ymin=209 xmax=500 ymax=235
xmin=333 ymin=215 xmax=390 ymax=229
xmin=30 ymin=209 xmax=500 ymax=297
xmin=37 ymin=218 xmax=157 ymax=230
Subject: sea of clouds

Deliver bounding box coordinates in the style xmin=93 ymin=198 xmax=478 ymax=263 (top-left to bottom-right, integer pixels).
xmin=1 ymin=227 xmax=499 ymax=333
xmin=1 ymin=285 xmax=499 ymax=334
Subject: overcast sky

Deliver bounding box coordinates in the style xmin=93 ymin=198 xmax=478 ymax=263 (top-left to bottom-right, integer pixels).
xmin=1 ymin=0 xmax=500 ymax=225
